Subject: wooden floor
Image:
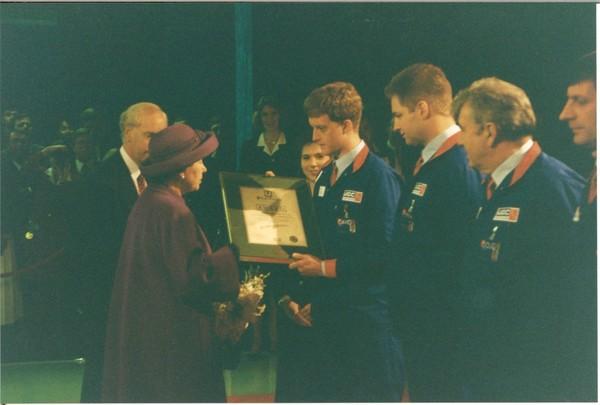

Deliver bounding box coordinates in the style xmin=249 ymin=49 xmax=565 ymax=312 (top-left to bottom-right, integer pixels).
xmin=1 ymin=352 xmax=277 ymax=403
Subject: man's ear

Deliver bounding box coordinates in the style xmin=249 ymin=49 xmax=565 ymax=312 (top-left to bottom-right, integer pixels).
xmin=342 ymin=119 xmax=354 ymax=134
xmin=415 ymin=100 xmax=431 ymax=120
xmin=483 ymin=122 xmax=498 ymax=147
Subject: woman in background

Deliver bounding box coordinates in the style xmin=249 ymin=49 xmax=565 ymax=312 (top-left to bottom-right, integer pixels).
xmin=240 ymin=95 xmax=299 ymax=177
xmin=274 ymin=141 xmax=330 ymax=402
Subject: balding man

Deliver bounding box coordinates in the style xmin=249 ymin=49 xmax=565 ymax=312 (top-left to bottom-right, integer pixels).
xmin=453 ymin=78 xmax=585 ymax=401
xmin=78 ymin=102 xmax=168 ymax=402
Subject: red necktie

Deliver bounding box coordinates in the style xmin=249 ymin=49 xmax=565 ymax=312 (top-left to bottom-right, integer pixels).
xmin=413 ymin=156 xmax=424 ymax=176
xmin=486 ymin=177 xmax=496 ymax=200
xmin=588 ymin=166 xmax=596 ymax=204
xmin=137 ymin=173 xmax=147 ymax=195
xmin=330 ymin=163 xmax=338 ymax=186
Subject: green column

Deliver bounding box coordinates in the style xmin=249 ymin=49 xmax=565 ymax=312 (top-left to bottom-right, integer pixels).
xmin=234 ymin=3 xmax=253 ymax=170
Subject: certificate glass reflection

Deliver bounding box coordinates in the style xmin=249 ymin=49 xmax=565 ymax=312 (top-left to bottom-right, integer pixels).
xmin=240 ymin=187 xmax=308 ymax=247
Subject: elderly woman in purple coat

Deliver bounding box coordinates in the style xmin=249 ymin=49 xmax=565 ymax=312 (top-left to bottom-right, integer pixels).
xmin=102 ymin=124 xmax=240 ymax=402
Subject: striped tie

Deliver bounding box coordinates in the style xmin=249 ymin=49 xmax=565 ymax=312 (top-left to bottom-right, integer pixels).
xmin=137 ymin=173 xmax=147 ymax=195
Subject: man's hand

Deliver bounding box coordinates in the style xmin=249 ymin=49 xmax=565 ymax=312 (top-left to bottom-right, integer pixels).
xmin=289 ymin=253 xmax=323 ymax=277
xmin=281 ymin=300 xmax=312 ymax=327
xmin=264 ymin=170 xmax=276 ymax=177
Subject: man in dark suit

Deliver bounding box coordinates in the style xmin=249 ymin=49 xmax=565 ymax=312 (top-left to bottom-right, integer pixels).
xmin=77 ymin=102 xmax=167 ymax=402
xmin=453 ymin=77 xmax=585 ymax=401
xmin=558 ymin=51 xmax=597 ymax=401
xmin=288 ymin=82 xmax=405 ymax=402
xmin=385 ymin=64 xmax=483 ymax=402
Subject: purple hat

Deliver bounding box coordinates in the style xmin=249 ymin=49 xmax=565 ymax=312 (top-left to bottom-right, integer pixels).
xmin=141 ymin=123 xmax=219 ymax=176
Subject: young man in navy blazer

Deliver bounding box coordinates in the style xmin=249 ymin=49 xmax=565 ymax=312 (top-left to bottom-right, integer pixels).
xmin=289 ymin=81 xmax=405 ymax=402
xmin=384 ymin=63 xmax=483 ymax=402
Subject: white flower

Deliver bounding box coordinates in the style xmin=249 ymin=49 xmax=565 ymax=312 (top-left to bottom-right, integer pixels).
xmin=214 ymin=270 xmax=269 ymax=343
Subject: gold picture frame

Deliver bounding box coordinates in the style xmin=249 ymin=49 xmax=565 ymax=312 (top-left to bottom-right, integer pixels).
xmin=219 ymin=172 xmax=324 ymax=263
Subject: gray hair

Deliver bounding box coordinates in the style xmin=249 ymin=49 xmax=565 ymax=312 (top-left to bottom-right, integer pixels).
xmin=452 ymin=77 xmax=536 ymax=142
xmin=119 ymin=102 xmax=166 ymax=139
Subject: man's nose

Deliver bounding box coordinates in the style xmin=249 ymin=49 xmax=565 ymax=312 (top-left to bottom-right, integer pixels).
xmin=559 ymin=103 xmax=573 ymax=121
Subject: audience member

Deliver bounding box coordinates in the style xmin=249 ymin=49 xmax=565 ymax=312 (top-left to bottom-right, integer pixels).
xmin=1 ymin=128 xmax=71 ymax=360
xmin=384 ymin=63 xmax=483 ymax=401
xmin=453 ymin=77 xmax=585 ymax=401
xmin=71 ymin=127 xmax=100 ymax=178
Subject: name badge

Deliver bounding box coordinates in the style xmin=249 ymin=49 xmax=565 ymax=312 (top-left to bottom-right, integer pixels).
xmin=318 ymin=186 xmax=326 ymax=197
xmin=411 ymin=182 xmax=428 ymax=197
xmin=493 ymin=207 xmax=520 ymax=223
xmin=342 ymin=190 xmax=363 ymax=204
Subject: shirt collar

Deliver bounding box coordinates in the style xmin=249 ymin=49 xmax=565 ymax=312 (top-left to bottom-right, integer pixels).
xmin=119 ymin=145 xmax=141 ymax=180
xmin=491 ymin=138 xmax=534 ymax=187
xmin=257 ymin=132 xmax=286 ymax=156
xmin=334 ymin=140 xmax=366 ymax=179
xmin=421 ymin=124 xmax=461 ymax=164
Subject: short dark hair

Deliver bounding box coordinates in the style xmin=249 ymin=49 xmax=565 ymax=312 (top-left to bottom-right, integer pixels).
xmin=568 ymin=51 xmax=596 ymax=87
xmin=452 ymin=77 xmax=536 ymax=143
xmin=385 ymin=63 xmax=453 ymax=114
xmin=303 ymin=81 xmax=363 ymax=127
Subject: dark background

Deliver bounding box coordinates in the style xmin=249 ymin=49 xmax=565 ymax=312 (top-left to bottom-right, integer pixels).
xmin=1 ymin=2 xmax=596 ymax=174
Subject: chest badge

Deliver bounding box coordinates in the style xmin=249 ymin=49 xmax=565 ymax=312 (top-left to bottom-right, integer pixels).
xmin=573 ymin=206 xmax=581 ymax=222
xmin=337 ymin=203 xmax=357 ymax=234
xmin=411 ymin=182 xmax=428 ymax=197
xmin=342 ymin=190 xmax=363 ymax=204
xmin=402 ymin=199 xmax=416 ymax=232
xmin=493 ymin=207 xmax=520 ymax=223
xmin=318 ymin=185 xmax=326 ymax=197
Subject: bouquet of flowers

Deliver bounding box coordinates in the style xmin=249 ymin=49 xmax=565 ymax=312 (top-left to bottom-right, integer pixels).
xmin=214 ymin=268 xmax=269 ymax=344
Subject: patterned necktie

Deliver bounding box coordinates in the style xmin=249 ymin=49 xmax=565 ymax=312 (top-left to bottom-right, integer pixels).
xmin=137 ymin=173 xmax=147 ymax=195
xmin=486 ymin=177 xmax=496 ymax=200
xmin=330 ymin=162 xmax=338 ymax=186
xmin=413 ymin=156 xmax=424 ymax=176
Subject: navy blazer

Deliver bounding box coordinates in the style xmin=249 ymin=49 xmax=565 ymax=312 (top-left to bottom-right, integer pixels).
xmin=300 ymin=145 xmax=405 ymax=402
xmin=389 ymin=135 xmax=483 ymax=401
xmin=458 ymin=143 xmax=586 ymax=401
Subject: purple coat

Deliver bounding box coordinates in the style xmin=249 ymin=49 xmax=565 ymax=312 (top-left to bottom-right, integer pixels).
xmin=102 ymin=184 xmax=239 ymax=402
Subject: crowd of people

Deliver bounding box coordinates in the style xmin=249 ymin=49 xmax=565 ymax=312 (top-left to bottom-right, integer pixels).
xmin=0 ymin=52 xmax=596 ymax=403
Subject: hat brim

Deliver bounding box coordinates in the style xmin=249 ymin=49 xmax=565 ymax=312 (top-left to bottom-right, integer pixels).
xmin=141 ymin=132 xmax=219 ymax=177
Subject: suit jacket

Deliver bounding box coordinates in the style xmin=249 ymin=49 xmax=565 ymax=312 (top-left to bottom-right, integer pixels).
xmin=458 ymin=143 xmax=586 ymax=401
xmin=76 ymin=151 xmax=138 ymax=322
xmin=390 ymin=134 xmax=483 ymax=401
xmin=306 ymin=145 xmax=405 ymax=402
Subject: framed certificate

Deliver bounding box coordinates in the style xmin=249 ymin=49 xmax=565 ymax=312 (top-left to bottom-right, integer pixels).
xmin=219 ymin=172 xmax=324 ymax=263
